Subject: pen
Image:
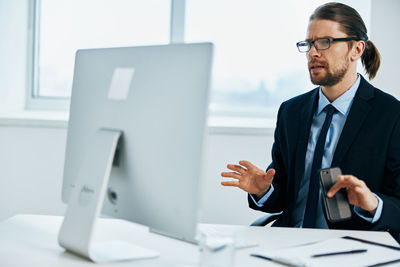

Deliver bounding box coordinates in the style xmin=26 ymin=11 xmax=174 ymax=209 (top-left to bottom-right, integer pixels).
xmin=312 ymin=249 xmax=367 ymax=258
xmin=342 ymin=236 xmax=400 ymax=251
xmin=251 ymin=253 xmax=306 ymax=267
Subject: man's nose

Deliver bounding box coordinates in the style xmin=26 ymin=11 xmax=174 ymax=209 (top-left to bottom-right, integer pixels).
xmin=308 ymin=44 xmax=320 ymax=58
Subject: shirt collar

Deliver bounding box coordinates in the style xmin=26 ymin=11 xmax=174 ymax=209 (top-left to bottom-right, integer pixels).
xmin=317 ymin=74 xmax=361 ymax=116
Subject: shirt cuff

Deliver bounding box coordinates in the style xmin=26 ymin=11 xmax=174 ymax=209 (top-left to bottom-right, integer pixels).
xmin=249 ymin=183 xmax=275 ymax=207
xmin=353 ymin=193 xmax=383 ymax=223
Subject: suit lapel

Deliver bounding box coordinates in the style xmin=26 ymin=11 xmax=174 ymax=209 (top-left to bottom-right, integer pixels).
xmin=331 ymin=76 xmax=374 ymax=167
xmin=292 ymin=89 xmax=319 ymax=203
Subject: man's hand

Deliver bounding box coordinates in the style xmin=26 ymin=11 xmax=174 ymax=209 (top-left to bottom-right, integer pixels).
xmin=327 ymin=175 xmax=379 ymax=214
xmin=221 ymin=160 xmax=275 ymax=197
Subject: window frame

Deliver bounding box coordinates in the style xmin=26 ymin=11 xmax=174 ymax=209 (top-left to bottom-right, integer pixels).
xmin=26 ymin=0 xmax=370 ymax=119
xmin=26 ymin=0 xmax=186 ymax=111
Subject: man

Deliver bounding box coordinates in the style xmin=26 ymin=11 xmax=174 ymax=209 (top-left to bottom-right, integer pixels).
xmin=221 ymin=2 xmax=400 ymax=242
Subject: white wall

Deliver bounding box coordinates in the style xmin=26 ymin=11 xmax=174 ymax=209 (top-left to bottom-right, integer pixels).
xmin=370 ymin=0 xmax=400 ymax=98
xmin=0 ymin=0 xmax=399 ymax=226
xmin=200 ymin=130 xmax=274 ymax=224
xmin=0 ymin=124 xmax=273 ymax=225
xmin=0 ymin=125 xmax=66 ymax=220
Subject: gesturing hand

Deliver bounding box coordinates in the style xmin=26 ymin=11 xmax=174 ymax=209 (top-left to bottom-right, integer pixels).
xmin=327 ymin=175 xmax=379 ymax=214
xmin=221 ymin=160 xmax=275 ymax=197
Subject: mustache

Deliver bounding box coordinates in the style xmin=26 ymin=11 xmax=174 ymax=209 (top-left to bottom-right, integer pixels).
xmin=308 ymin=60 xmax=328 ymax=68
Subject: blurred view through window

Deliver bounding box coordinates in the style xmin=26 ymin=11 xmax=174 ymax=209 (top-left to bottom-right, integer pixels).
xmin=35 ymin=0 xmax=370 ymax=117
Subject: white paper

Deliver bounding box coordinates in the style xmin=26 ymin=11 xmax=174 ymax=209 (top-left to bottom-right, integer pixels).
xmin=254 ymin=237 xmax=400 ymax=267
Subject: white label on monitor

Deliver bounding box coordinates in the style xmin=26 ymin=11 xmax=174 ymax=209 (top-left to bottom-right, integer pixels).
xmin=108 ymin=67 xmax=135 ymax=100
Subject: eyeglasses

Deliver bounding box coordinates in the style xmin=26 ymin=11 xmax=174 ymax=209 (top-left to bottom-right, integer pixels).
xmin=296 ymin=37 xmax=360 ymax=53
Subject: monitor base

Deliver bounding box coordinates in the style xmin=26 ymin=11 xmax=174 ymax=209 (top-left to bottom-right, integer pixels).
xmin=90 ymin=240 xmax=159 ymax=262
xmin=58 ymin=129 xmax=159 ymax=262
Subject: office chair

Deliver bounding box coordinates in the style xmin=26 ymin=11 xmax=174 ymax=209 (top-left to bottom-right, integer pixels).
xmin=250 ymin=212 xmax=282 ymax=226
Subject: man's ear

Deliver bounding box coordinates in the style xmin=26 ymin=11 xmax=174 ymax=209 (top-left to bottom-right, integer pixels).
xmin=351 ymin=40 xmax=365 ymax=61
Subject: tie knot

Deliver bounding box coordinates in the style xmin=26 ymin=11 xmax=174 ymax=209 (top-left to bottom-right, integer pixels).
xmin=324 ymin=104 xmax=336 ymax=117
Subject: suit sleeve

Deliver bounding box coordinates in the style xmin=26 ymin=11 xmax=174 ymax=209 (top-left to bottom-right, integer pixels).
xmin=373 ymin=113 xmax=400 ymax=233
xmin=248 ymin=102 xmax=288 ymax=213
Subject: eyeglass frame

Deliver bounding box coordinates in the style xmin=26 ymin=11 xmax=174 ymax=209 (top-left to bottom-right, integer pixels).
xmin=296 ymin=37 xmax=361 ymax=53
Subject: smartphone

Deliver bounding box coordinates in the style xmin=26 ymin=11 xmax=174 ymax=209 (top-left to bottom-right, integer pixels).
xmin=319 ymin=167 xmax=352 ymax=223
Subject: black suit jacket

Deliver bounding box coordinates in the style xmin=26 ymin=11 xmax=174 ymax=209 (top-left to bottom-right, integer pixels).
xmin=249 ymin=76 xmax=400 ymax=241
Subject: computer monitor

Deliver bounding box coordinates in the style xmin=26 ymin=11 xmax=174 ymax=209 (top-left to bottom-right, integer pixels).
xmin=58 ymin=43 xmax=213 ymax=262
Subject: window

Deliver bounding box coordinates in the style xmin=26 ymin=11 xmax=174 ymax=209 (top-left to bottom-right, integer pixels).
xmin=32 ymin=0 xmax=170 ymax=102
xmin=30 ymin=0 xmax=370 ymax=117
xmin=185 ymin=0 xmax=371 ymax=117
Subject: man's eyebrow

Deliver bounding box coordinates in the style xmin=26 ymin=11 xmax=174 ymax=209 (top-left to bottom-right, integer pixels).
xmin=305 ymin=36 xmax=334 ymax=41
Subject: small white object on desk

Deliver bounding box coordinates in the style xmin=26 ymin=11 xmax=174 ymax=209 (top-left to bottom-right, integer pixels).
xmin=197 ymin=230 xmax=235 ymax=267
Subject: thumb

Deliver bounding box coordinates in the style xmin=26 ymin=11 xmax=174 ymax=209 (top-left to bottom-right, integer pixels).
xmin=264 ymin=168 xmax=276 ymax=181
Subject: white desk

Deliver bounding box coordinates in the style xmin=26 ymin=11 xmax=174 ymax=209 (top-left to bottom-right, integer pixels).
xmin=0 ymin=214 xmax=398 ymax=266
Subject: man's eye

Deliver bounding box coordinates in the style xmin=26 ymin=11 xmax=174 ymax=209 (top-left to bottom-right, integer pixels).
xmin=320 ymin=39 xmax=330 ymax=45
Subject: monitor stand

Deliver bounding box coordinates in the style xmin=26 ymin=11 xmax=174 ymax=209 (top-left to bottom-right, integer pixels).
xmin=58 ymin=129 xmax=159 ymax=263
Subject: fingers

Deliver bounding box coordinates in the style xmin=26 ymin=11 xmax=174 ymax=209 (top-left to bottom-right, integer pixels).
xmin=221 ymin=167 xmax=242 ymax=188
xmin=226 ymin=164 xmax=247 ymax=174
xmin=239 ymin=160 xmax=256 ymax=171
xmin=327 ymin=174 xmax=379 ymax=211
xmin=354 ymin=186 xmax=364 ymax=194
xmin=221 ymin=171 xmax=242 ymax=180
xmin=221 ymin=180 xmax=239 ymax=187
xmin=327 ymin=175 xmax=364 ymax=198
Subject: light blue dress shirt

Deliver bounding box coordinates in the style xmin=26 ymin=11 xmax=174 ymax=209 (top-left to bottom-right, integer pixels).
xmin=251 ymin=75 xmax=383 ymax=227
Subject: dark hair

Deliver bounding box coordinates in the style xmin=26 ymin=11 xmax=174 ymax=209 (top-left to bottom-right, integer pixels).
xmin=310 ymin=2 xmax=380 ymax=79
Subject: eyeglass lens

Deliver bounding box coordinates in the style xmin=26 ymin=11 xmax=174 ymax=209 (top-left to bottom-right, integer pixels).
xmin=297 ymin=38 xmax=331 ymax=52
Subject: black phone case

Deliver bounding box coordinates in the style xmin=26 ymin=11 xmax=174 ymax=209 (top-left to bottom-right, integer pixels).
xmin=319 ymin=167 xmax=352 ymax=223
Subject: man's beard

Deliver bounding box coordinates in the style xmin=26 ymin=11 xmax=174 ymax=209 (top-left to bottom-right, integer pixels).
xmin=309 ymin=58 xmax=349 ymax=87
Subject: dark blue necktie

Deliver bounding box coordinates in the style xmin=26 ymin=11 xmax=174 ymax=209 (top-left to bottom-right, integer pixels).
xmin=303 ymin=104 xmax=336 ymax=228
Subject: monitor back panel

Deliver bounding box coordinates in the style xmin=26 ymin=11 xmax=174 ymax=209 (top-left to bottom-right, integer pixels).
xmin=63 ymin=43 xmax=213 ymax=242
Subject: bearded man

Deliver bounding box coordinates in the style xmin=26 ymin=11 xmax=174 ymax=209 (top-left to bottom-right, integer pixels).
xmin=221 ymin=2 xmax=400 ymax=242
